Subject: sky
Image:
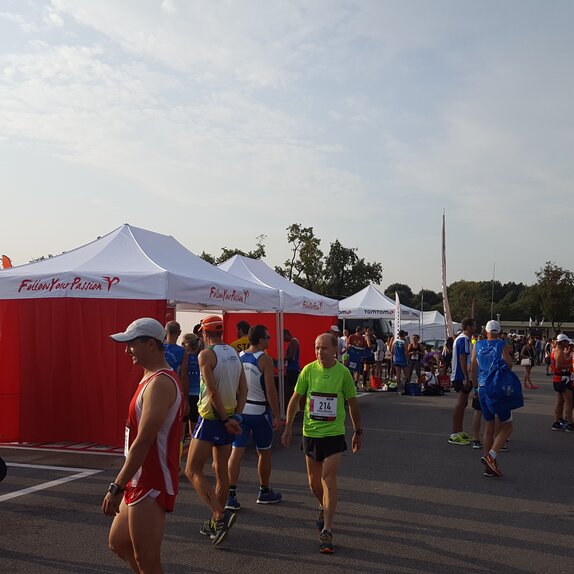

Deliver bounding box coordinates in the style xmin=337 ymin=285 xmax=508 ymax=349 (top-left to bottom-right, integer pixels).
xmin=1 ymin=0 xmax=573 ymax=292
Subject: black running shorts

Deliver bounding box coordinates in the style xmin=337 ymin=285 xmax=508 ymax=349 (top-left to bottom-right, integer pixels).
xmin=302 ymin=435 xmax=347 ymax=462
xmin=452 ymin=380 xmax=472 ymax=394
xmin=553 ymin=381 xmax=572 ymax=393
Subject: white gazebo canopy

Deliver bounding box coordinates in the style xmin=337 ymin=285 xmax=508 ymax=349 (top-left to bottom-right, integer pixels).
xmin=401 ymin=310 xmax=461 ymax=341
xmin=0 ymin=224 xmax=281 ymax=311
xmin=218 ymin=254 xmax=338 ymax=315
xmin=338 ymin=284 xmax=419 ymax=319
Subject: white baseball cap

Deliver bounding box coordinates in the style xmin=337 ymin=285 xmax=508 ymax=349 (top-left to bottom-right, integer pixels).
xmin=330 ymin=325 xmax=340 ymax=333
xmin=557 ymin=333 xmax=571 ymax=343
xmin=110 ymin=318 xmax=166 ymax=342
xmin=485 ymin=320 xmax=501 ymax=333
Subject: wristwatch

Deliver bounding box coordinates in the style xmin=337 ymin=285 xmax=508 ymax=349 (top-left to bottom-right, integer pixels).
xmin=108 ymin=482 xmax=124 ymax=496
xmin=354 ymin=429 xmax=363 ymax=436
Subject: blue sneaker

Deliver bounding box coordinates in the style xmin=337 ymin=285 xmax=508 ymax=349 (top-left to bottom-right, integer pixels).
xmin=225 ymin=494 xmax=241 ymax=511
xmin=256 ymin=489 xmax=282 ymax=504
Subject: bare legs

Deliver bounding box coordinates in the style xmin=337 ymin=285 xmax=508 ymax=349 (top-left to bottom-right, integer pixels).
xmin=185 ymin=439 xmax=229 ymax=520
xmin=452 ymin=391 xmax=470 ymax=434
xmin=228 ymin=447 xmax=272 ymax=490
xmin=523 ymin=365 xmax=535 ymax=388
xmin=483 ymin=419 xmax=513 ymax=456
xmin=109 ymin=497 xmax=166 ymax=574
xmin=305 ymin=453 xmax=342 ymax=531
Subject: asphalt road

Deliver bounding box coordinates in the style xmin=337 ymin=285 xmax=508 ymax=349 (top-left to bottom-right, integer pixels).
xmin=1 ymin=368 xmax=574 ymax=573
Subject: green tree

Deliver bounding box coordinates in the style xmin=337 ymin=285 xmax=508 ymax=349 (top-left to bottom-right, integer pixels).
xmin=506 ymin=285 xmax=541 ymax=321
xmin=534 ymin=261 xmax=574 ymax=333
xmin=276 ymin=224 xmax=324 ymax=292
xmin=200 ymin=234 xmax=267 ymax=265
xmin=323 ymin=239 xmax=382 ymax=298
xmin=446 ymin=280 xmax=490 ymax=327
xmin=199 ymin=251 xmax=216 ymax=265
xmin=384 ymin=283 xmax=415 ymax=307
xmin=412 ymin=288 xmax=442 ymax=311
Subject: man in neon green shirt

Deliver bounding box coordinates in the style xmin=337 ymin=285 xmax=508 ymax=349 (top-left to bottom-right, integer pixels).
xmin=282 ymin=333 xmax=362 ymax=555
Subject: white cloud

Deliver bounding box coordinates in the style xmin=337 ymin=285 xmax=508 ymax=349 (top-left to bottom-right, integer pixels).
xmin=1 ymin=1 xmax=573 ymax=290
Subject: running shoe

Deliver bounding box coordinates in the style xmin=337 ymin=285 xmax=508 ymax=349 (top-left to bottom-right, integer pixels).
xmin=483 ymin=468 xmax=499 ymax=478
xmin=560 ymin=418 xmax=569 ymax=430
xmin=225 ymin=494 xmax=241 ymax=511
xmin=458 ymin=432 xmax=472 ymax=441
xmin=256 ymin=489 xmax=282 ymax=504
xmin=211 ymin=510 xmax=238 ymax=547
xmin=316 ymin=507 xmax=325 ymax=531
xmin=471 ymin=440 xmax=482 ymax=449
xmin=552 ymin=421 xmax=565 ymax=431
xmin=565 ymin=424 xmax=574 ymax=433
xmin=199 ymin=519 xmax=215 ymax=538
xmin=319 ymin=529 xmax=335 ymax=554
xmin=499 ymin=445 xmax=509 ymax=452
xmin=448 ymin=434 xmax=470 ymax=445
xmin=481 ymin=453 xmax=502 ymax=477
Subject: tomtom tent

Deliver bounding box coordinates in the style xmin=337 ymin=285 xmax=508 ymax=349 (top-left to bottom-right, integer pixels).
xmin=217 ymin=255 xmax=338 ymax=409
xmin=0 ymin=224 xmax=280 ymax=446
xmin=339 ymin=284 xmax=420 ymax=319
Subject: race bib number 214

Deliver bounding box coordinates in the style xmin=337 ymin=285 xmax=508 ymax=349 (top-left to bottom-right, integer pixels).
xmin=309 ymin=392 xmax=337 ymax=421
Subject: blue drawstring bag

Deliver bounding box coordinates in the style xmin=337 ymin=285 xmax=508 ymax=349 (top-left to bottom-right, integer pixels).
xmin=483 ymin=358 xmax=524 ymax=412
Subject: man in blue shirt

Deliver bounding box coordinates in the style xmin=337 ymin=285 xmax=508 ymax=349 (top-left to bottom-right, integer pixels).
xmin=448 ymin=318 xmax=476 ymax=445
xmin=471 ymin=320 xmax=514 ymax=477
xmin=164 ymin=321 xmax=184 ymax=374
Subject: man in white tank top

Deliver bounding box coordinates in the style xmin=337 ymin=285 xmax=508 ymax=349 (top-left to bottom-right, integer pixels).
xmin=185 ymin=315 xmax=247 ymax=547
xmin=226 ymin=325 xmax=282 ymax=511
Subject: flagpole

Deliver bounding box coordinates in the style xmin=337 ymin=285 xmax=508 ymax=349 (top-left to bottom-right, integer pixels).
xmin=420 ymin=287 xmax=424 ymax=341
xmin=490 ymin=261 xmax=496 ymax=319
xmin=394 ymin=292 xmax=401 ymax=340
xmin=441 ymin=211 xmax=454 ymax=338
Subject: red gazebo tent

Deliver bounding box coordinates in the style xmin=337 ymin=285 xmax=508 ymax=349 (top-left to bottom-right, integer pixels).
xmin=0 ymin=225 xmax=279 ymax=447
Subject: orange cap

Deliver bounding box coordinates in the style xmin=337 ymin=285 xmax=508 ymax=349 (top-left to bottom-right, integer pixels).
xmin=200 ymin=315 xmax=224 ymax=332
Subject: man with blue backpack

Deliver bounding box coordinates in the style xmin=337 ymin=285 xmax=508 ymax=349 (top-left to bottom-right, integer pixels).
xmin=471 ymin=320 xmax=522 ymax=478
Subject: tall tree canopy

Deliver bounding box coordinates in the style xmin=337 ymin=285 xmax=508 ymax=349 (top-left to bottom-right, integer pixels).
xmin=534 ymin=261 xmax=574 ymax=333
xmin=202 ymin=224 xmax=382 ymax=298
xmin=384 ymin=283 xmax=415 ymax=307
xmin=275 ymin=225 xmax=382 ymax=297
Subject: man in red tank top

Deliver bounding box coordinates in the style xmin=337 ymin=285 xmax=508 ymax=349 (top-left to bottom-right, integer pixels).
xmin=103 ymin=317 xmax=183 ymax=574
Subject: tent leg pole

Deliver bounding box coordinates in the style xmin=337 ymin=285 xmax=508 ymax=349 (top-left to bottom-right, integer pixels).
xmin=276 ymin=311 xmax=285 ymax=418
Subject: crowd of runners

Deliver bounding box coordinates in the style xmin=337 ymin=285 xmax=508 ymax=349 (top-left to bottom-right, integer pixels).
xmin=103 ymin=317 xmax=361 ymax=573
xmin=100 ymin=315 xmax=573 ymax=573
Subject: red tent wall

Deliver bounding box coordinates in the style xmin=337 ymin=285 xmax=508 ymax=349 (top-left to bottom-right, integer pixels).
xmin=0 ymin=300 xmax=21 ymax=442
xmin=0 ymin=298 xmax=166 ymax=446
xmin=223 ymin=312 xmax=336 ymax=368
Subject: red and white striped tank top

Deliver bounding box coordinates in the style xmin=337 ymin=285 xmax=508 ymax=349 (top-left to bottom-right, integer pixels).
xmin=126 ymin=368 xmax=183 ymax=495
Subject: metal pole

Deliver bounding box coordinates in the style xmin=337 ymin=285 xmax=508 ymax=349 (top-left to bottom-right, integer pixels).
xmin=490 ymin=261 xmax=496 ymax=320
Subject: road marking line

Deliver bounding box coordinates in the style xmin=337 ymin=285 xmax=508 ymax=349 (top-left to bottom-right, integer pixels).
xmin=0 ymin=463 xmax=102 ymax=503
xmin=0 ymin=445 xmax=122 ymax=456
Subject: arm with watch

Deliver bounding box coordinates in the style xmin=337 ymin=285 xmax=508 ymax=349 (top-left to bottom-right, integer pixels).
xmin=102 ymin=373 xmax=178 ymax=516
xmin=347 ymin=397 xmax=363 ymax=453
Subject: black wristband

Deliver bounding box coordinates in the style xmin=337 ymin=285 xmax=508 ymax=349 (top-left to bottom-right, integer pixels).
xmin=222 ymin=418 xmax=230 ymax=425
xmin=108 ymin=482 xmax=124 ymax=496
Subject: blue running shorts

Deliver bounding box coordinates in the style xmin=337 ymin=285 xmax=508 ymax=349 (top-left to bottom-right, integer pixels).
xmin=232 ymin=412 xmax=274 ymax=450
